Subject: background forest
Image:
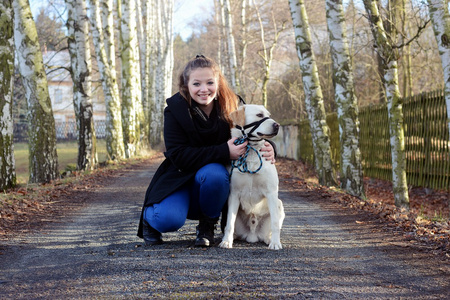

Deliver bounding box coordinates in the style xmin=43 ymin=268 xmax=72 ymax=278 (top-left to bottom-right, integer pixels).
xmin=0 ymin=0 xmax=449 ymax=211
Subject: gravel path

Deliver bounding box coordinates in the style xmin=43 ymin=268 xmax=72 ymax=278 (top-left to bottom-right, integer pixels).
xmin=0 ymin=157 xmax=449 ymax=299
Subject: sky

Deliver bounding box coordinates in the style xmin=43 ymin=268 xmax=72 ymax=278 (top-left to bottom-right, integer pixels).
xmin=29 ymin=0 xmax=214 ymax=41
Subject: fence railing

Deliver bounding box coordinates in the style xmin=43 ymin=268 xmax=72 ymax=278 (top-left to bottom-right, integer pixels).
xmin=13 ymin=120 xmax=107 ymax=142
xmin=298 ymin=90 xmax=450 ymax=191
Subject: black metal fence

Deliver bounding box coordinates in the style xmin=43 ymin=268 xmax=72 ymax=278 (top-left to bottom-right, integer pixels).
xmin=14 ymin=120 xmax=107 ymax=142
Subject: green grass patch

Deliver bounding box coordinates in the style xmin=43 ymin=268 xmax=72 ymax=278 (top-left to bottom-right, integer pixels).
xmin=14 ymin=140 xmax=108 ymax=184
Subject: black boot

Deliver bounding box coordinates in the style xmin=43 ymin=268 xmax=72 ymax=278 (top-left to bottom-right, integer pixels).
xmin=195 ymin=217 xmax=218 ymax=247
xmin=142 ymin=219 xmax=163 ymax=246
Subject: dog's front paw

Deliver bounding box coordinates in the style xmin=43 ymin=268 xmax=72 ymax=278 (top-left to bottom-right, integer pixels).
xmin=268 ymin=241 xmax=282 ymax=250
xmin=219 ymin=240 xmax=233 ymax=249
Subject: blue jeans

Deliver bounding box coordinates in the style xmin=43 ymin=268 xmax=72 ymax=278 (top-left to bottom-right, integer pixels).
xmin=143 ymin=163 xmax=229 ymax=233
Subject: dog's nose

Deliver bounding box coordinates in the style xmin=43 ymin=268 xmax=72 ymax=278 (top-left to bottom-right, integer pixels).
xmin=273 ymin=123 xmax=280 ymax=132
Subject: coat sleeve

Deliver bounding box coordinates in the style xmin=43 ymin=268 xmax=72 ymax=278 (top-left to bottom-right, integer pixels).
xmin=163 ymin=108 xmax=230 ymax=172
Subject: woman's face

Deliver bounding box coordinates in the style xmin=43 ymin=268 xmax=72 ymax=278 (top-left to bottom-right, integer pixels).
xmin=188 ymin=67 xmax=218 ymax=112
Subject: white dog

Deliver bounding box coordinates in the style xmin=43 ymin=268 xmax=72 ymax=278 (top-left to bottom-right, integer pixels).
xmin=219 ymin=104 xmax=285 ymax=250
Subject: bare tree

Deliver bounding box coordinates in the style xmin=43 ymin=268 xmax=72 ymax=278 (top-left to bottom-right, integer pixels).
xmin=252 ymin=0 xmax=286 ymax=108
xmin=363 ymin=0 xmax=409 ymax=208
xmin=13 ymin=0 xmax=59 ymax=183
xmin=0 ymin=0 xmax=16 ymax=190
xmin=150 ymin=0 xmax=174 ymax=147
xmin=222 ymin=0 xmax=240 ymax=92
xmin=65 ymin=0 xmax=98 ymax=171
xmin=325 ymin=0 xmax=365 ymax=199
xmin=119 ymin=0 xmax=142 ymax=157
xmin=427 ymin=0 xmax=450 ymax=138
xmin=288 ymin=0 xmax=337 ymax=187
xmin=89 ymin=0 xmax=125 ymax=160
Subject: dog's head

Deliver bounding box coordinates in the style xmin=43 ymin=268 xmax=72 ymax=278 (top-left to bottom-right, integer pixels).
xmin=230 ymin=104 xmax=280 ymax=140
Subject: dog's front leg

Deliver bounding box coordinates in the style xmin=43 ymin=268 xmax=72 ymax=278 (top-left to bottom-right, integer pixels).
xmin=219 ymin=193 xmax=240 ymax=249
xmin=267 ymin=192 xmax=284 ymax=250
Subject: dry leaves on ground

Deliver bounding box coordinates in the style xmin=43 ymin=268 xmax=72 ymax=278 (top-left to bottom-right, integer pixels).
xmin=276 ymin=157 xmax=450 ymax=258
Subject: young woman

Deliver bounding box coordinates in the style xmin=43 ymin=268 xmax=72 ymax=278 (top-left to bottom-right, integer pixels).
xmin=137 ymin=55 xmax=275 ymax=247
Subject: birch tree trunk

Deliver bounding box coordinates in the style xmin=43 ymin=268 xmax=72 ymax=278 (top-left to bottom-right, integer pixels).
xmin=240 ymin=0 xmax=248 ymax=98
xmin=163 ymin=0 xmax=174 ymax=102
xmin=65 ymin=0 xmax=98 ymax=171
xmin=288 ymin=0 xmax=337 ymax=187
xmin=325 ymin=0 xmax=365 ymax=199
xmin=0 ymin=0 xmax=16 ymax=190
xmin=150 ymin=0 xmax=174 ymax=147
xmin=120 ymin=0 xmax=142 ymax=157
xmin=363 ymin=0 xmax=409 ymax=208
xmin=137 ymin=0 xmax=150 ymax=145
xmin=146 ymin=0 xmax=157 ymax=146
xmin=427 ymin=0 xmax=450 ymax=138
xmin=223 ymin=0 xmax=240 ymax=92
xmin=89 ymin=0 xmax=125 ymax=160
xmin=13 ymin=0 xmax=59 ymax=183
xmin=218 ymin=0 xmax=230 ymax=80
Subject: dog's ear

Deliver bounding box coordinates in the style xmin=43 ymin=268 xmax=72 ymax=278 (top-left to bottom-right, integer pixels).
xmin=230 ymin=106 xmax=246 ymax=127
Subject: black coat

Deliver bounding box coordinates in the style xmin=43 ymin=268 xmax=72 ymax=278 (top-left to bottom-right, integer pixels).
xmin=137 ymin=92 xmax=231 ymax=238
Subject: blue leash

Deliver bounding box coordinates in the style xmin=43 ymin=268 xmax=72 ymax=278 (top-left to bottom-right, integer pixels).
xmin=230 ymin=135 xmax=263 ymax=177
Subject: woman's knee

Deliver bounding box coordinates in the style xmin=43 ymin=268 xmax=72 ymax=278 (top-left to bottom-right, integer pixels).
xmin=195 ymin=163 xmax=229 ymax=187
xmin=143 ymin=188 xmax=190 ymax=233
xmin=144 ymin=205 xmax=186 ymax=233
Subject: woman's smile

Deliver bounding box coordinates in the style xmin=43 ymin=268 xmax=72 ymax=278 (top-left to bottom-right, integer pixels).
xmin=188 ymin=68 xmax=218 ymax=116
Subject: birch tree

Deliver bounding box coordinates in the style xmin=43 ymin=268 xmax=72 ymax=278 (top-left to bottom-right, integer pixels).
xmin=363 ymin=0 xmax=409 ymax=208
xmin=13 ymin=0 xmax=59 ymax=183
xmin=137 ymin=0 xmax=150 ymax=145
xmin=288 ymin=0 xmax=337 ymax=187
xmin=150 ymin=0 xmax=174 ymax=147
xmin=239 ymin=0 xmax=248 ymax=97
xmin=145 ymin=0 xmax=157 ymax=145
xmin=65 ymin=0 xmax=97 ymax=171
xmin=222 ymin=0 xmax=240 ymax=92
xmin=325 ymin=0 xmax=365 ymax=199
xmin=89 ymin=0 xmax=125 ymax=160
xmin=0 ymin=0 xmax=16 ymax=190
xmin=427 ymin=0 xmax=450 ymax=138
xmin=120 ymin=0 xmax=142 ymax=157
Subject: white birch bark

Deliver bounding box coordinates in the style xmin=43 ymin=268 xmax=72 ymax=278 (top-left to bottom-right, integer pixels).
xmin=89 ymin=0 xmax=125 ymax=160
xmin=65 ymin=0 xmax=98 ymax=171
xmin=146 ymin=0 xmax=157 ymax=145
xmin=363 ymin=0 xmax=409 ymax=208
xmin=0 ymin=0 xmax=16 ymax=190
xmin=120 ymin=0 xmax=142 ymax=157
xmin=223 ymin=0 xmax=239 ymax=92
xmin=288 ymin=0 xmax=337 ymax=187
xmin=13 ymin=0 xmax=59 ymax=183
xmin=137 ymin=0 xmax=150 ymax=144
xmin=150 ymin=0 xmax=173 ymax=147
xmin=240 ymin=0 xmax=248 ymax=96
xmin=325 ymin=0 xmax=365 ymax=199
xmin=218 ymin=0 xmax=230 ymax=79
xmin=101 ymin=0 xmax=117 ymax=73
xmin=162 ymin=0 xmax=174 ymax=101
xmin=427 ymin=0 xmax=450 ymax=138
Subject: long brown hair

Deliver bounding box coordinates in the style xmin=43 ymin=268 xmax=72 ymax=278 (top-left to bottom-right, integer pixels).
xmin=179 ymin=55 xmax=238 ymax=126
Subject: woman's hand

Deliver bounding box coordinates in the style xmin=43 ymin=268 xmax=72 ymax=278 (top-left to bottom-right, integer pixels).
xmin=228 ymin=138 xmax=248 ymax=160
xmin=260 ymin=141 xmax=276 ymax=164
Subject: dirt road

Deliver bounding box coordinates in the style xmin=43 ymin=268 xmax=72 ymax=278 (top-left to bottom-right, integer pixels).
xmin=0 ymin=156 xmax=449 ymax=299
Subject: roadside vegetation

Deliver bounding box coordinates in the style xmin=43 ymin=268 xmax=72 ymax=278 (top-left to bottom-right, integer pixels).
xmin=13 ymin=140 xmax=109 ymax=184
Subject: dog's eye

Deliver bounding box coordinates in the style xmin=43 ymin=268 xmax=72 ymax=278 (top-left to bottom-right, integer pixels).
xmin=257 ymin=113 xmax=264 ymax=118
